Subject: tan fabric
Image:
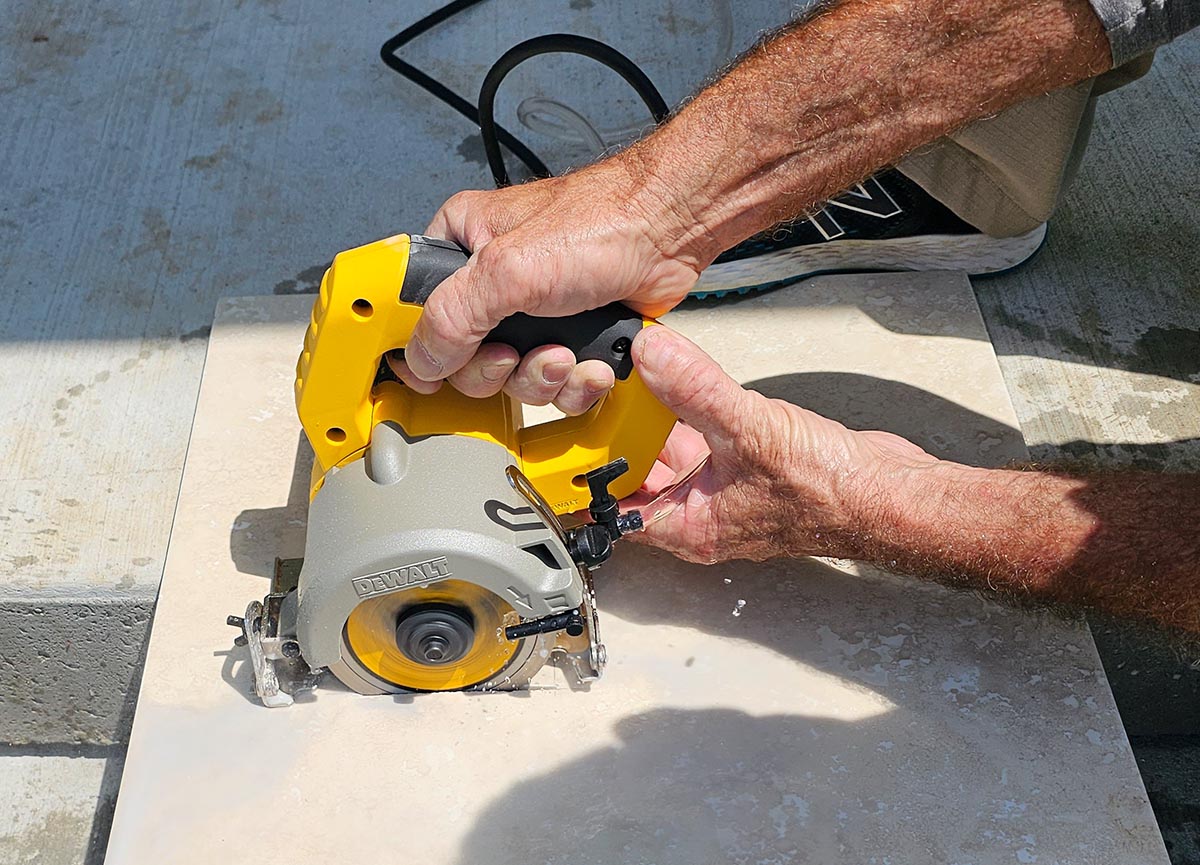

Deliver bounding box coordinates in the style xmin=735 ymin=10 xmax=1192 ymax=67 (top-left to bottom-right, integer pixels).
xmin=896 ymin=55 xmax=1154 ymax=237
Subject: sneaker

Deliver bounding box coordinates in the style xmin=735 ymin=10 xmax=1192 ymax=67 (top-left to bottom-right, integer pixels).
xmin=689 ymin=169 xmax=1047 ymax=299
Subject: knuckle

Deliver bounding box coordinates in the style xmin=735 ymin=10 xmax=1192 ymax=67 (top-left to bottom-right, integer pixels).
xmin=449 ymin=370 xmax=497 ymax=398
xmin=505 ymin=381 xmax=551 ymax=406
xmin=554 ymin=393 xmax=586 ymax=416
xmin=475 ymin=240 xmax=517 ymax=276
xmin=444 ymin=189 xmax=478 ymax=214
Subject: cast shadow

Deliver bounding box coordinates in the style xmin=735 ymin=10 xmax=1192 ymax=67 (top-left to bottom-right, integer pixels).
xmin=745 ymin=371 xmax=1026 ymax=468
xmin=451 ymin=547 xmax=1119 ymax=863
xmin=221 ymin=431 xmax=318 ymax=702
xmin=451 ymin=370 xmax=1180 ymax=862
xmin=229 ymin=430 xmax=313 ymax=578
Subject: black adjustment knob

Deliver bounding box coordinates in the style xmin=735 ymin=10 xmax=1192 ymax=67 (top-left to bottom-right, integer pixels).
xmin=584 ymin=458 xmax=627 ymax=530
xmin=564 ymin=458 xmax=643 ymax=570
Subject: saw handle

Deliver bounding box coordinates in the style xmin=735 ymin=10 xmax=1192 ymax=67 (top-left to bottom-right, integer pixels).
xmin=396 ymin=235 xmax=642 ymax=379
xmin=295 ymin=233 xmax=677 ymax=512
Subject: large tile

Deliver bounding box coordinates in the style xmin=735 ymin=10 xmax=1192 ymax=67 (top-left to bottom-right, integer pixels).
xmin=106 ymin=281 xmax=1166 ymax=864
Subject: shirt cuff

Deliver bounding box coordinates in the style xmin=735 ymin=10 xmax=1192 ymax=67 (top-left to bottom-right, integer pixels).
xmin=1086 ymin=0 xmax=1200 ymax=66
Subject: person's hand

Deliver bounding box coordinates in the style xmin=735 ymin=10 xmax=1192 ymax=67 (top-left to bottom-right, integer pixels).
xmin=387 ymin=158 xmax=706 ymax=415
xmin=625 ymin=327 xmax=939 ymax=564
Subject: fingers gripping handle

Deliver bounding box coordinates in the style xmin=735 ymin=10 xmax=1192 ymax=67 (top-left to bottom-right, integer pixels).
xmin=395 ymin=234 xmax=674 ymax=509
xmin=397 ymin=235 xmax=641 ymax=379
xmin=295 ymin=233 xmax=674 ymax=511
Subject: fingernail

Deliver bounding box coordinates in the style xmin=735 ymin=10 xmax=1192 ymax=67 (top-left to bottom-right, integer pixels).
xmin=635 ymin=327 xmax=669 ymax=372
xmin=542 ymin=361 xmax=572 ymax=385
xmin=585 ymin=378 xmax=610 ymax=395
xmin=408 ymin=336 xmax=442 ymax=378
xmin=481 ymin=358 xmax=517 ymax=382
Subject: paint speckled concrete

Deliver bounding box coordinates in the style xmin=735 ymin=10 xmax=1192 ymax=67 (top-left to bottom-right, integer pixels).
xmin=104 ymin=287 xmax=1167 ymax=864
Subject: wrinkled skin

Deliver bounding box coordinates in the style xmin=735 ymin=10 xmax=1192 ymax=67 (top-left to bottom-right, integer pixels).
xmin=626 ymin=327 xmax=938 ymax=564
xmin=383 ymin=163 xmax=938 ymax=564
xmin=388 ymin=162 xmax=701 ymax=416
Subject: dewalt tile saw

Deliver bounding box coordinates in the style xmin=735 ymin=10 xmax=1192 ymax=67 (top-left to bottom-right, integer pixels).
xmin=228 ymin=234 xmax=676 ymax=705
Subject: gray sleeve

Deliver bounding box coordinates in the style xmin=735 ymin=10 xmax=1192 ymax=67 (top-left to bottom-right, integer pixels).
xmin=1087 ymin=0 xmax=1200 ymax=65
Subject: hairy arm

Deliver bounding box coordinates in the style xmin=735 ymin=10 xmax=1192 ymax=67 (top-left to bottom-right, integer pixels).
xmin=856 ymin=463 xmax=1200 ymax=633
xmin=631 ymin=327 xmax=1200 ymax=637
xmin=406 ymin=0 xmax=1114 ymax=389
xmin=626 ymin=0 xmax=1114 ymax=266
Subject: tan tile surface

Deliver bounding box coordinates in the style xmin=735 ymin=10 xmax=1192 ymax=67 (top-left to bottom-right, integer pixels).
xmin=106 ymin=279 xmax=1166 ymax=864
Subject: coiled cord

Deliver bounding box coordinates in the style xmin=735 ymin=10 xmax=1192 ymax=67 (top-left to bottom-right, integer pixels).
xmin=379 ymin=2 xmax=685 ymax=187
xmin=477 ymin=34 xmax=669 ymax=186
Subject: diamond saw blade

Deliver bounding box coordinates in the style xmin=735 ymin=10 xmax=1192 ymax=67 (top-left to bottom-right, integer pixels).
xmin=343 ymin=580 xmax=523 ymax=692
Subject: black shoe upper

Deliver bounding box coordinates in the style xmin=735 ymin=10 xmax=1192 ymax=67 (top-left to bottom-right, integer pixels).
xmin=714 ymin=169 xmax=980 ymax=265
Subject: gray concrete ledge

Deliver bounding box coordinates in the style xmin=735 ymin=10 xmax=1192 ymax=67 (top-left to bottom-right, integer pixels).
xmin=0 ymin=590 xmax=153 ymax=745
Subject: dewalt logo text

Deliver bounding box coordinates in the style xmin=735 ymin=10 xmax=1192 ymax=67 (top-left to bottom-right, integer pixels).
xmin=351 ymin=557 xmax=451 ymax=598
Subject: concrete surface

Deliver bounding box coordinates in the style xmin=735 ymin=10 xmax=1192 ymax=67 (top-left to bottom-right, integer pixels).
xmin=1 ymin=0 xmax=1194 ymax=747
xmin=0 ymin=0 xmax=780 ymax=748
xmin=104 ymin=286 xmax=1168 ymax=864
xmin=1 ymin=0 xmax=1197 ymax=861
xmin=0 ymin=746 xmax=123 ymax=865
xmin=974 ymin=34 xmax=1200 ymax=736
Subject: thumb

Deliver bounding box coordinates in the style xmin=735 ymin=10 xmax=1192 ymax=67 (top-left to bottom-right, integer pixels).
xmin=405 ymin=264 xmax=497 ymax=381
xmin=632 ymin=326 xmax=749 ymax=441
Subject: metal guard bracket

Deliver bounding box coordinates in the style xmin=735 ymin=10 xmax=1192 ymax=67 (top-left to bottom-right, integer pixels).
xmin=229 ymin=593 xmax=322 ymax=708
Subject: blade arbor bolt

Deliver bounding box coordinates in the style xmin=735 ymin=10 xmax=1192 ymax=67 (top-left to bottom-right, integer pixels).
xmin=394 ymin=604 xmax=475 ymax=667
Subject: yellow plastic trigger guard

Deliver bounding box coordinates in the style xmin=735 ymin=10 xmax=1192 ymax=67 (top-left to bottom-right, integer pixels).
xmin=295 ymin=233 xmax=676 ymax=514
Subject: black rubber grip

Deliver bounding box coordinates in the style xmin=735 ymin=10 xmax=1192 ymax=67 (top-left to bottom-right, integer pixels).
xmin=399 ymin=235 xmax=470 ymax=305
xmin=398 ymin=235 xmax=641 ymax=380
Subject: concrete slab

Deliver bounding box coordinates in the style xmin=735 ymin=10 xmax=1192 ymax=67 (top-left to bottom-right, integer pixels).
xmin=0 ymin=746 xmax=123 ymax=865
xmin=106 ymin=281 xmax=1167 ymax=864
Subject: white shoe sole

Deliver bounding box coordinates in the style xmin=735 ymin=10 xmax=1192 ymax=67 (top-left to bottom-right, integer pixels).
xmin=690 ymin=224 xmax=1047 ymax=298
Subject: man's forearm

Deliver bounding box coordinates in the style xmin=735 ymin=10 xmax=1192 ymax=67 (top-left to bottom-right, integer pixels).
xmin=619 ymin=0 xmax=1112 ymax=263
xmin=854 ymin=462 xmax=1200 ymax=634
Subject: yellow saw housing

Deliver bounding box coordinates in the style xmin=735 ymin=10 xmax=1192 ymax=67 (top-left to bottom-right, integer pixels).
xmin=295 ymin=233 xmax=675 ymax=514
xmin=285 ymin=234 xmax=675 ymax=693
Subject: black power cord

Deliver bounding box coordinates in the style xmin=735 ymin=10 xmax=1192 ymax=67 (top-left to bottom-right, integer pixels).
xmin=380 ymin=2 xmax=669 ymax=188
xmin=478 ymin=34 xmax=668 ymax=187
xmin=379 ymin=0 xmax=551 ymax=180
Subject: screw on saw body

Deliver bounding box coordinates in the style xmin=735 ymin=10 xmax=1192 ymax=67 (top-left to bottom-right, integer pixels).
xmin=564 ymin=458 xmax=643 ymax=570
xmin=505 ymin=608 xmax=585 ymax=641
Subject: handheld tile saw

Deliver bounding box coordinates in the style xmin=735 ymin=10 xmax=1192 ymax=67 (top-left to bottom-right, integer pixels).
xmin=228 ymin=234 xmax=676 ymax=705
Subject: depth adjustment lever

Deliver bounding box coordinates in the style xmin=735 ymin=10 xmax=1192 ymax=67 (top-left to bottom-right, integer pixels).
xmin=563 ymin=458 xmax=643 ymax=570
